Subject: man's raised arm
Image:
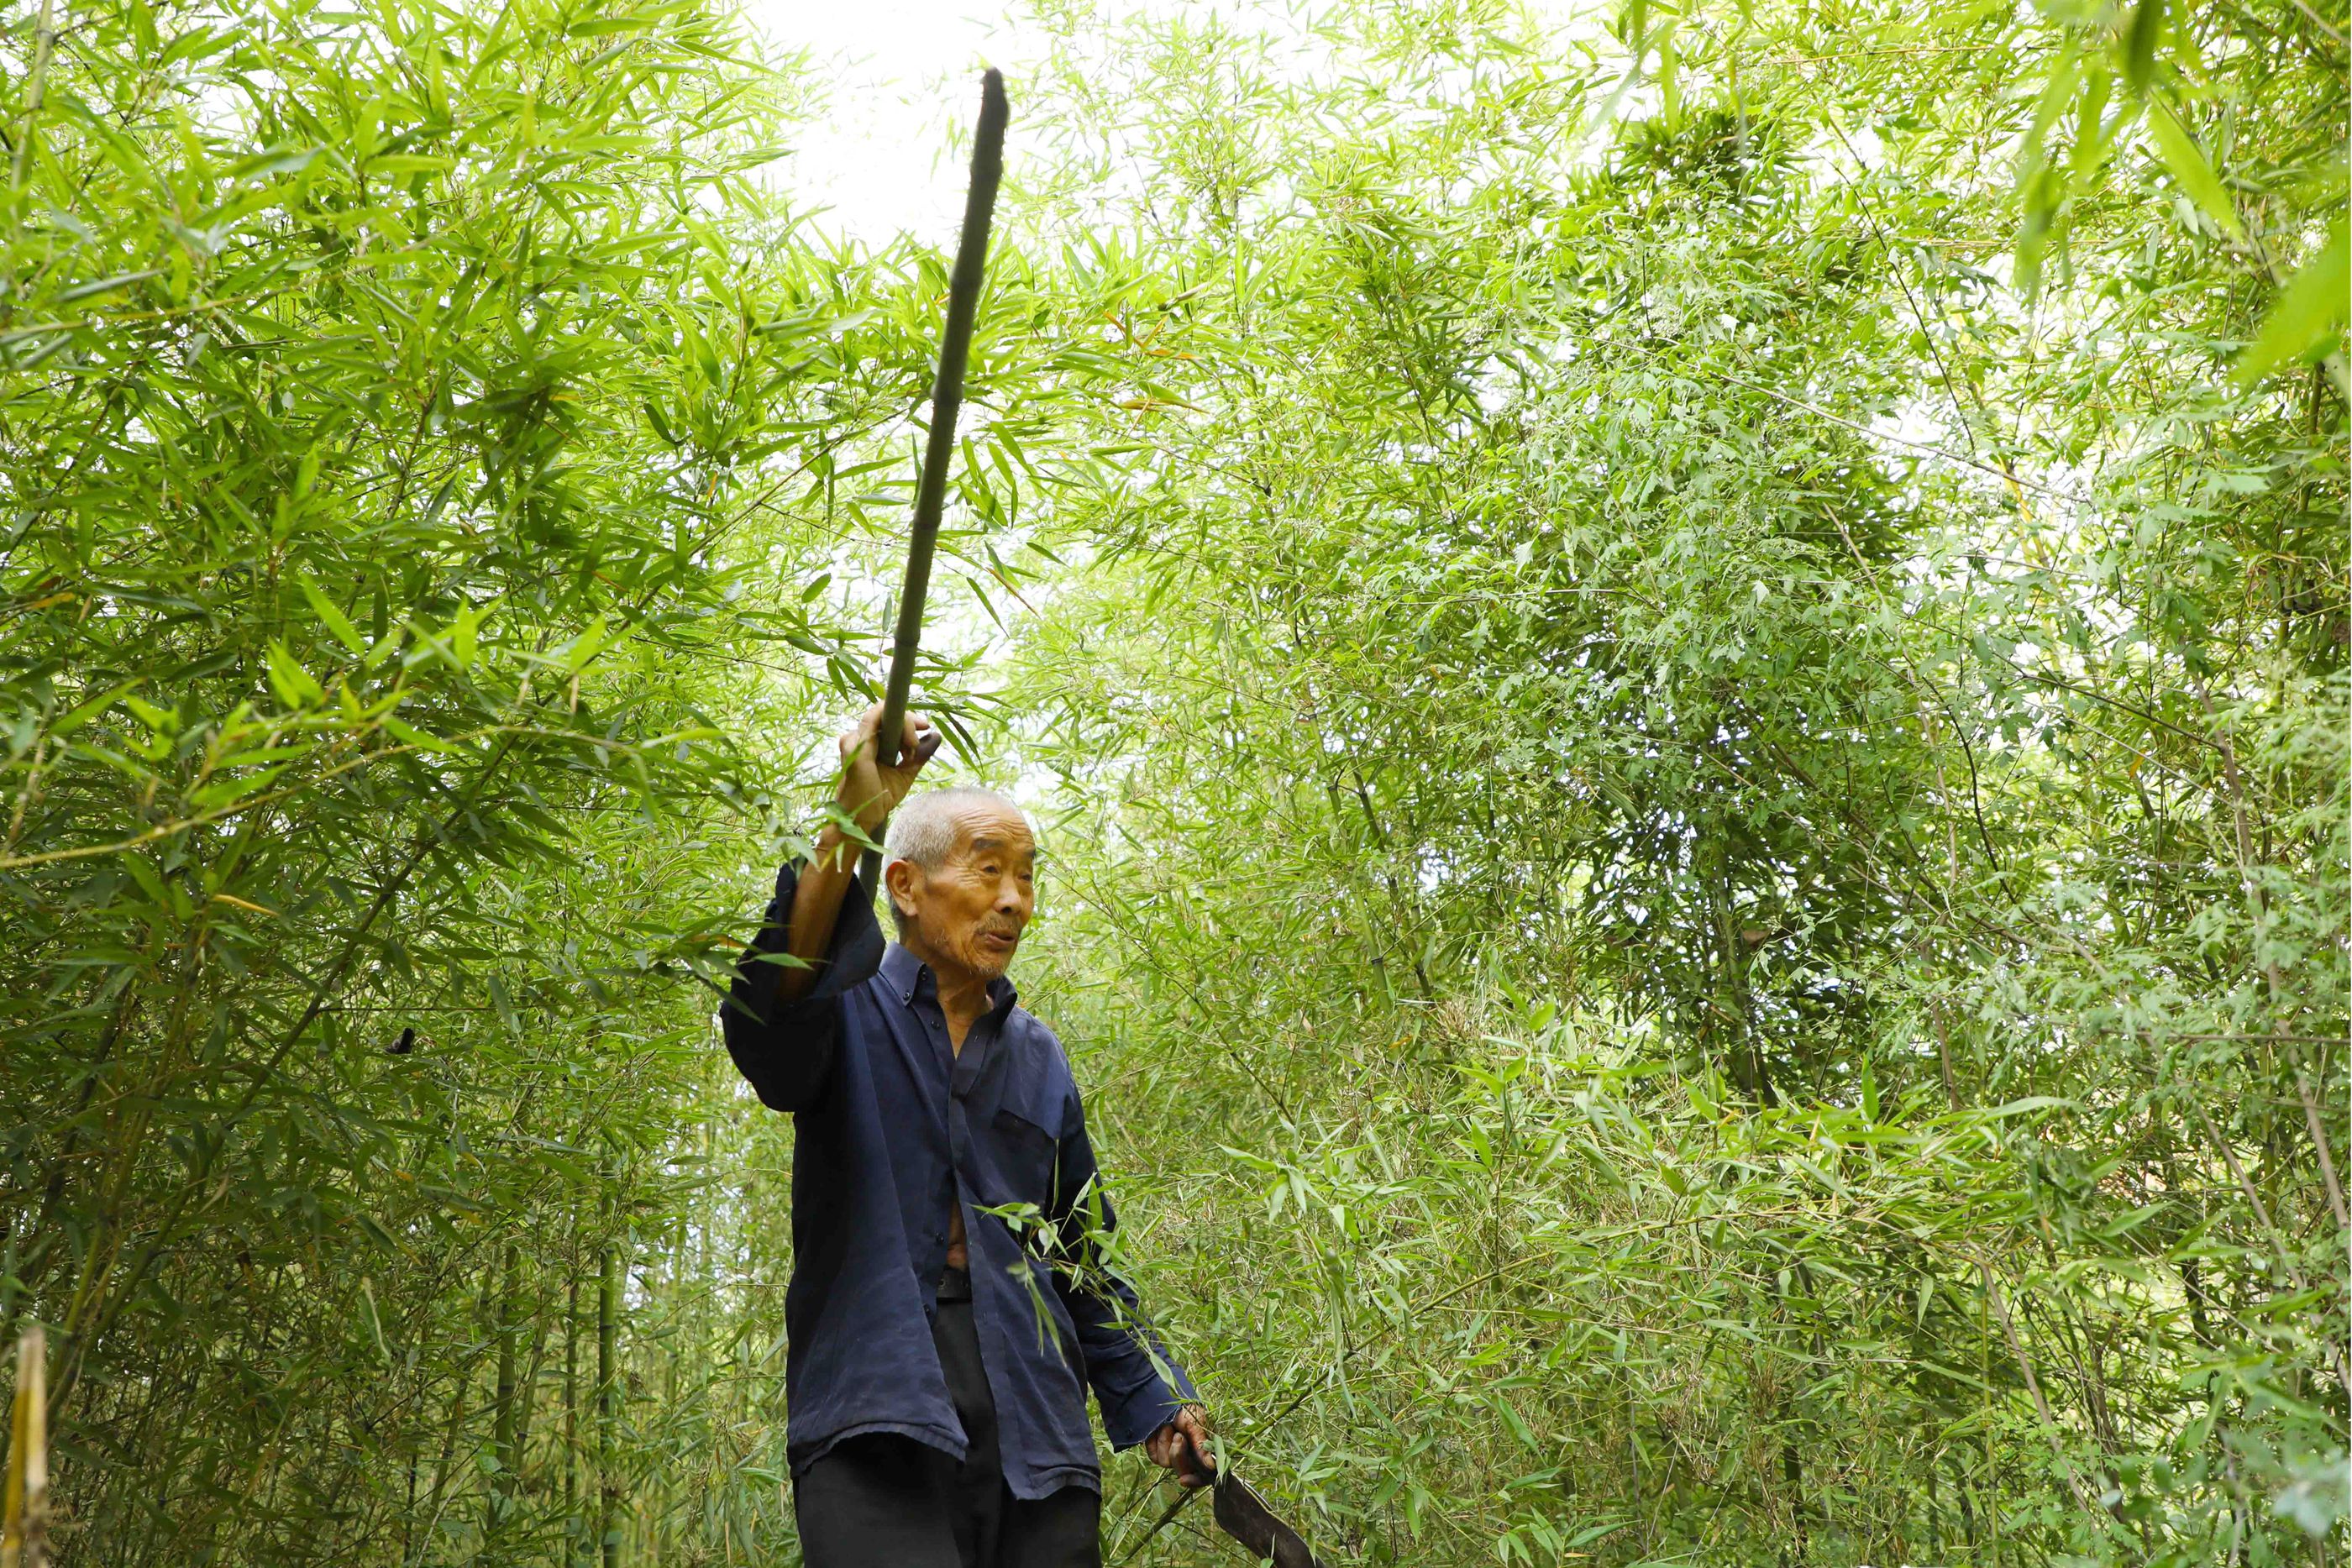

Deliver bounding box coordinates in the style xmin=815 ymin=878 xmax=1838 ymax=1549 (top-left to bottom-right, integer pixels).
xmin=722 ymin=705 xmax=939 ymax=1109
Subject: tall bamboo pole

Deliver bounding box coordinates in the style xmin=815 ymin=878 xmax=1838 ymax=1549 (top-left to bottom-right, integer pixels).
xmin=487 ymin=1241 xmax=522 ymax=1544
xmin=858 ymin=70 xmax=1010 ymax=892
xmin=564 ymin=1272 xmax=581 ymax=1566
xmin=597 ymin=1183 xmax=623 ymax=1568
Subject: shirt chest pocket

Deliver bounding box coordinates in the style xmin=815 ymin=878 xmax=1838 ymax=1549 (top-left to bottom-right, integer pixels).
xmin=987 ymin=1084 xmax=1062 ymax=1215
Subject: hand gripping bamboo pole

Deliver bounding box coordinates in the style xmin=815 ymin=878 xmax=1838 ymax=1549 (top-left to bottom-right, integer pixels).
xmin=859 ymin=70 xmax=1009 ymax=895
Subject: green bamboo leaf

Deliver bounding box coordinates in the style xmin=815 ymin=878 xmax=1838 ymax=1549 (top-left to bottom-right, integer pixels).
xmin=119 ymin=852 xmax=170 ymax=909
xmin=55 ymin=270 xmax=161 ymax=302
xmin=2145 ymin=93 xmax=2243 ymax=239
xmin=487 ymin=974 xmax=521 ymax=1037
xmin=189 ymin=764 xmax=291 ymax=810
xmin=381 ymin=714 xmax=463 ymax=755
xmin=265 ymin=641 xmax=324 ymax=709
xmin=2236 ymin=215 xmax=2349 ymax=385
xmin=2121 ymin=0 xmax=2164 ymax=95
xmin=298 ymin=574 xmax=368 ymax=655
xmin=122 ymin=695 xmax=176 ymax=733
xmin=229 ymin=144 xmax=322 ymax=181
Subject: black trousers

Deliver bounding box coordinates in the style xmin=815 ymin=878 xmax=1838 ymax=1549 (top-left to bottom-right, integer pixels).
xmin=794 ymin=1270 xmax=1100 ymax=1568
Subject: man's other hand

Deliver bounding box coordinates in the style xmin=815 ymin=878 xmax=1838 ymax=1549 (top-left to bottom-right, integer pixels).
xmin=1145 ymin=1406 xmax=1215 ymax=1487
xmin=837 ymin=705 xmax=940 ymax=836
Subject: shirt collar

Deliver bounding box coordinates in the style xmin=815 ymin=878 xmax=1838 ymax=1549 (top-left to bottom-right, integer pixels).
xmin=880 ymin=942 xmax=1018 ymax=1016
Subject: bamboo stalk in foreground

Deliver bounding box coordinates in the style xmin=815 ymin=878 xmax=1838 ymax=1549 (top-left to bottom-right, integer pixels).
xmin=2 ymin=1325 xmax=48 ymax=1568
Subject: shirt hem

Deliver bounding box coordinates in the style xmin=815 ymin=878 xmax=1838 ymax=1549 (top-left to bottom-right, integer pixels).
xmin=787 ymin=1424 xmax=1101 ymax=1504
xmin=788 ymin=1418 xmax=969 ymax=1476
xmin=1005 ymin=1462 xmax=1102 ymax=1502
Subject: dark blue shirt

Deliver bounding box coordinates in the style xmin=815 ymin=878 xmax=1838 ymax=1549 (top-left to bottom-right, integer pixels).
xmin=723 ymin=863 xmax=1195 ymax=1498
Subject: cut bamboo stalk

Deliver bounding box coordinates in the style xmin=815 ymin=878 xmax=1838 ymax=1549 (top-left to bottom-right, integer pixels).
xmin=858 ymin=69 xmax=1010 ymax=895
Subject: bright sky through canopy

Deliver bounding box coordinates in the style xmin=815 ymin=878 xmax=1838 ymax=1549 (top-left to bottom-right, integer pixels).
xmin=738 ymin=0 xmax=1597 ymax=245
xmin=738 ymin=0 xmax=1044 ymax=245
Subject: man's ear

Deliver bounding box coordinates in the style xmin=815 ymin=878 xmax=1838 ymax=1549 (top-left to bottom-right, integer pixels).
xmin=884 ymin=857 xmax=918 ymax=921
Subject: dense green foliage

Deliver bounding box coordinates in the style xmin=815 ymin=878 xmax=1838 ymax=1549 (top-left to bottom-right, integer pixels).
xmin=0 ymin=0 xmax=2343 ymax=1565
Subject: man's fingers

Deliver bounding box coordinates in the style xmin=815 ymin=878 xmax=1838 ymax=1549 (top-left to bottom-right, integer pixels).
xmin=1147 ymin=1416 xmax=1214 ymax=1487
xmin=1177 ymin=1410 xmax=1215 ymax=1476
xmin=841 ymin=702 xmax=886 ymax=761
xmin=900 ymin=714 xmax=941 ymax=768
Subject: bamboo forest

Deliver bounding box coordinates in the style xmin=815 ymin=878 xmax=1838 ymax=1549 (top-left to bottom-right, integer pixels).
xmin=0 ymin=0 xmax=2344 ymax=1563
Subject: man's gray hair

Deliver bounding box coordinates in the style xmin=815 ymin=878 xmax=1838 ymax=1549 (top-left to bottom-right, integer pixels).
xmin=880 ymin=785 xmax=1029 ymax=922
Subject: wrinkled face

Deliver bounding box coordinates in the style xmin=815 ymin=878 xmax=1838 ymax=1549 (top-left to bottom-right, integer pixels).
xmin=888 ymin=800 xmax=1036 ymax=982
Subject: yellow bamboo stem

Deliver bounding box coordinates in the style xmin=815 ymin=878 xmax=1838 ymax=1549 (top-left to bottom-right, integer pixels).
xmin=2 ymin=1324 xmax=49 ymax=1568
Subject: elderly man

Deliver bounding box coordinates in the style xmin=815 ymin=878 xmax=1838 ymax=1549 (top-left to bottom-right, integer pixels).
xmin=724 ymin=705 xmax=1213 ymax=1568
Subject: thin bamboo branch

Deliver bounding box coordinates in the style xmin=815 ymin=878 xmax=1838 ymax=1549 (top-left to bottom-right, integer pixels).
xmin=2295 ymin=1073 xmax=2347 ymax=1231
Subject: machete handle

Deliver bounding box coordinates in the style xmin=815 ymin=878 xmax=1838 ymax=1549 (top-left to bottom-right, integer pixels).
xmin=1176 ymin=1428 xmax=1218 ymax=1488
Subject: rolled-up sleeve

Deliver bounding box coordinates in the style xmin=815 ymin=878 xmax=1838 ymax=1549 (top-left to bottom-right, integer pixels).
xmin=722 ymin=862 xmax=885 ymax=1112
xmin=1047 ymin=1095 xmax=1197 ymax=1450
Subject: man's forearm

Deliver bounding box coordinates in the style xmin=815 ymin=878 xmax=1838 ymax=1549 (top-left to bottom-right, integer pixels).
xmin=778 ymin=826 xmax=864 ymax=1002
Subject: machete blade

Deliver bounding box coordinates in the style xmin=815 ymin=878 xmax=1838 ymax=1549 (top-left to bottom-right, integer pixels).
xmin=1152 ymin=1446 xmax=1325 ymax=1568
xmin=1209 ymin=1472 xmax=1323 ymax=1568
